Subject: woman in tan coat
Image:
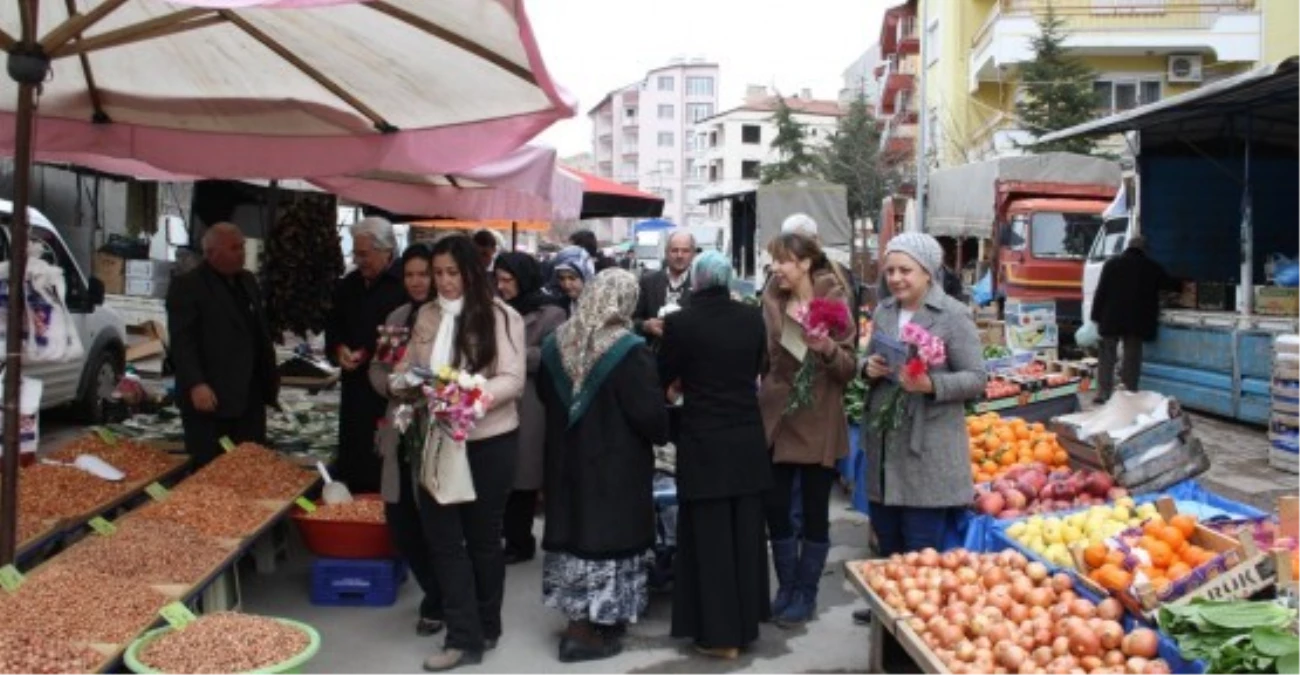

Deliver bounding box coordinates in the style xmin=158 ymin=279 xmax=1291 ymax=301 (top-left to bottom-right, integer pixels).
xmin=757 ymin=233 xmax=856 ymax=627
xmin=388 ymin=235 xmax=526 ymax=672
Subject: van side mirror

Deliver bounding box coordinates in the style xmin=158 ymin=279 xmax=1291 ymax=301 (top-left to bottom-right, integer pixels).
xmin=87 ymin=277 xmax=106 ymax=307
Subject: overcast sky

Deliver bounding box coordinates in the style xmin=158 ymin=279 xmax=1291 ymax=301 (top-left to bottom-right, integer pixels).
xmin=528 ymin=0 xmax=891 ymax=157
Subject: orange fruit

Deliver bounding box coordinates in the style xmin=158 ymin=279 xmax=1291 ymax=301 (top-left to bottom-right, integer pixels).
xmin=1157 ymin=525 xmax=1187 ymax=552
xmin=1015 ymin=426 xmax=1031 ymax=441
xmin=1033 ymin=443 xmax=1055 ymax=464
xmin=1096 ymin=564 xmax=1133 ymax=593
xmin=1031 ymin=422 xmax=1045 ymax=433
xmin=1142 ymin=520 xmax=1165 ymax=537
xmin=1166 ymin=562 xmax=1192 ymax=581
xmin=1105 ymin=550 xmax=1127 ymax=567
xmin=1145 ymin=540 xmax=1174 ymax=568
xmin=1084 ymin=544 xmax=1108 ymax=569
xmin=970 ymin=446 xmax=986 ymax=463
xmin=1053 ymin=449 xmax=1069 ymax=466
xmin=999 ymin=451 xmax=1017 ymax=467
xmin=1151 ymin=577 xmax=1172 ymax=594
xmin=981 ymin=460 xmax=998 ymax=474
xmin=1170 ymin=514 xmax=1197 ymax=538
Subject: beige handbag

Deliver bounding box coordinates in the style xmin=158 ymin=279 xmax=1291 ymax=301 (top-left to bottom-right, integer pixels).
xmin=420 ymin=424 xmax=477 ymax=505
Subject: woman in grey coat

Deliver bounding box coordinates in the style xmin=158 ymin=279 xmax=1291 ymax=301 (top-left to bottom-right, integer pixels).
xmin=367 ymin=244 xmax=444 ymax=637
xmin=495 ymin=252 xmax=568 ymax=564
xmin=861 ymin=232 xmax=984 ymax=555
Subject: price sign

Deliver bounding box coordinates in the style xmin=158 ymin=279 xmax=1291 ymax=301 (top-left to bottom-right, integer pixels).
xmin=94 ymin=427 xmax=118 ymax=445
xmin=294 ymin=497 xmax=318 ymax=513
xmin=219 ymin=437 xmax=237 ymax=453
xmin=0 ymin=565 xmax=24 ymax=593
xmin=88 ymin=516 xmax=117 ymax=536
xmin=145 ymin=482 xmax=169 ymax=501
xmin=158 ymin=602 xmax=197 ymax=629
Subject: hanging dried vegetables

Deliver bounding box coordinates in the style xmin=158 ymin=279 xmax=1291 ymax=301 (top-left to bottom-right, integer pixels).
xmin=261 ymin=194 xmax=343 ymax=340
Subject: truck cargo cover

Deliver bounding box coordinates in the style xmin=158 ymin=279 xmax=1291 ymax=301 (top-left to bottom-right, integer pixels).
xmin=756 ymin=178 xmax=851 ymax=252
xmin=924 ymin=153 xmax=1120 ymax=238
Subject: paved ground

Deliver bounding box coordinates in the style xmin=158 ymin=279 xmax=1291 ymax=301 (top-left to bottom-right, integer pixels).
xmin=1186 ymin=411 xmax=1296 ymax=514
xmin=240 ymin=495 xmax=875 ymax=674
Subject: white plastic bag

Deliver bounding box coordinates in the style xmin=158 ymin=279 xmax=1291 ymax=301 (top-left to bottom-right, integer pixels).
xmin=0 ymin=245 xmax=84 ymax=363
xmin=0 ymin=375 xmax=41 ymax=456
xmin=1075 ymin=320 xmax=1101 ymax=348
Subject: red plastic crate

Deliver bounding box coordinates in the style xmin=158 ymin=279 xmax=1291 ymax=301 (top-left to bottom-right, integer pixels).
xmin=291 ymin=493 xmax=397 ymax=559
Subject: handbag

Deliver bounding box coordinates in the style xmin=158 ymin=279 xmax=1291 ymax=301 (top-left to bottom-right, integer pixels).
xmin=419 ymin=423 xmax=477 ymax=505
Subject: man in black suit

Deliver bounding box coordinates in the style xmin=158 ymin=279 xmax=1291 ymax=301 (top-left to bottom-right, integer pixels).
xmin=167 ymin=222 xmax=279 ymax=467
xmin=1091 ymin=235 xmax=1169 ymax=404
xmin=634 ymin=230 xmax=696 ymax=350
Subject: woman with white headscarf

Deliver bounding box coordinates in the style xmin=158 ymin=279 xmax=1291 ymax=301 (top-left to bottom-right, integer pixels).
xmin=547 ymin=245 xmax=595 ymax=316
xmin=537 ymin=269 xmax=669 ymax=663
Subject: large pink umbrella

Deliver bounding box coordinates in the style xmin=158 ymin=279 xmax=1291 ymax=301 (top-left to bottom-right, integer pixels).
xmin=0 ymin=0 xmax=575 ymax=564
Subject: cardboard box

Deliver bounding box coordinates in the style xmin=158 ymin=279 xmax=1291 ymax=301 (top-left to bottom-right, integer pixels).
xmin=977 ymin=319 xmax=1005 ymax=347
xmin=125 ymin=277 xmax=169 ymax=298
xmin=94 ymin=252 xmax=126 ymax=295
xmin=1256 ymin=286 xmax=1299 ymax=317
xmin=1006 ymin=321 xmax=1059 ymax=352
xmin=125 ymin=259 xmax=174 ymax=280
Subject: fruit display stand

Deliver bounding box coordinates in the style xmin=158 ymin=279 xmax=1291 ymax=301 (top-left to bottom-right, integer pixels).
xmin=843 ymin=560 xmax=914 ymax=672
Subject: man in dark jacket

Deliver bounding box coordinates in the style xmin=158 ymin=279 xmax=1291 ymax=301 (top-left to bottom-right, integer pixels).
xmin=326 ymin=217 xmax=407 ymax=493
xmin=570 ymin=229 xmax=617 ymax=272
xmin=633 ymin=230 xmax=696 ymax=350
xmin=1090 ymin=235 xmax=1168 ymax=404
xmin=167 ymin=223 xmax=279 ymax=467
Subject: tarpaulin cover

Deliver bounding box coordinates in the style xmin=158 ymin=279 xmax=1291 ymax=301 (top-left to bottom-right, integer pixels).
xmin=756 ymin=179 xmax=851 ymax=254
xmin=924 ymin=153 xmax=1121 ymax=239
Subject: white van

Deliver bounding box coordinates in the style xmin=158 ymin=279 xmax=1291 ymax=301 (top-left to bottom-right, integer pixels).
xmin=1 ymin=200 xmax=128 ymax=421
xmin=1081 ymin=215 xmax=1135 ymax=324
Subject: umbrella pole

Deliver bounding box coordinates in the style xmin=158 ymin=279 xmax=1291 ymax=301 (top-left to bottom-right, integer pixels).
xmin=1 ymin=15 xmax=45 ymax=566
xmin=511 ymin=221 xmax=518 ymax=251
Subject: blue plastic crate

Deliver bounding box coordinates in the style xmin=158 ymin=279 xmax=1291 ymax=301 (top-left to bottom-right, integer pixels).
xmin=310 ymin=557 xmax=407 ymax=607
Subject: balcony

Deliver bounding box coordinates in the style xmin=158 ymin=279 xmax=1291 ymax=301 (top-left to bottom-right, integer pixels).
xmin=881 ymin=119 xmax=917 ymax=158
xmin=880 ymin=5 xmax=919 ymax=57
xmin=969 ymin=0 xmax=1260 ymax=92
xmin=897 ymin=15 xmax=919 ymax=54
xmin=876 ymin=56 xmax=917 ymax=116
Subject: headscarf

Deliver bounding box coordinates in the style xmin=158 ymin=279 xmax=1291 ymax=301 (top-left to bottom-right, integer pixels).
xmin=549 ymin=245 xmax=594 ymax=286
xmin=691 ymin=250 xmax=733 ymax=293
xmin=884 ymin=232 xmax=943 ymax=279
xmin=554 ymin=268 xmax=639 ymax=396
xmin=495 ymin=251 xmax=558 ymax=316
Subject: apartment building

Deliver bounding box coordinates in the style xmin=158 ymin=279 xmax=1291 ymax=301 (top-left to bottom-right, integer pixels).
xmin=588 ymin=58 xmax=720 ymax=236
xmin=917 ymin=0 xmax=1287 ymax=169
xmin=695 ymin=86 xmax=844 ymax=221
xmin=841 ymin=45 xmax=883 ymax=105
xmin=874 ymin=1 xmax=922 ymax=175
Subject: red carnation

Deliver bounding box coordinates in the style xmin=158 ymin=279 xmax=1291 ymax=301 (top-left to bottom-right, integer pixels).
xmin=904 ymin=357 xmax=927 ymax=380
xmin=805 ymin=297 xmax=851 ymax=340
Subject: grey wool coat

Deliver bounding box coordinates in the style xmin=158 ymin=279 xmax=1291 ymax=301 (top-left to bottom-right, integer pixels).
xmin=369 ymin=303 xmax=417 ymax=504
xmin=514 ymin=304 xmax=567 ymax=491
xmin=861 ymin=284 xmax=984 ymax=508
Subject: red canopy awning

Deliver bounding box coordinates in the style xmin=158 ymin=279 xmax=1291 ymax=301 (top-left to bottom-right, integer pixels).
xmin=563 ymin=167 xmax=665 ymax=219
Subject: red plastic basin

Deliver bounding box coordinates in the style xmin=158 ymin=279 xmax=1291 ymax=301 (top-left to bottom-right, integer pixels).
xmin=291 ymin=493 xmax=396 ymax=559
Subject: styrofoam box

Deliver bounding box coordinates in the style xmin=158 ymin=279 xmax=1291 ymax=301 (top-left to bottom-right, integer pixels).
xmin=125 ymin=259 xmax=174 ymax=279
xmin=125 ymin=277 xmax=169 ymax=298
xmin=1270 ymin=447 xmax=1298 ymax=474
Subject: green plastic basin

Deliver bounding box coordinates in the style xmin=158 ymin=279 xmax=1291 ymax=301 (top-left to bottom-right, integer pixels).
xmin=124 ymin=617 xmax=320 ymax=674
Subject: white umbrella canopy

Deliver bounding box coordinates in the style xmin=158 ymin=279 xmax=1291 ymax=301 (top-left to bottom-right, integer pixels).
xmin=0 ymin=0 xmax=576 ymax=177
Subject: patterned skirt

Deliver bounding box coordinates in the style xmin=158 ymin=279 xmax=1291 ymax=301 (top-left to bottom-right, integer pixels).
xmin=541 ymin=551 xmax=653 ymax=624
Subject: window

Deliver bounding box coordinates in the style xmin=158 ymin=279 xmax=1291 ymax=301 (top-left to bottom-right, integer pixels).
xmin=1030 ymin=212 xmax=1104 ymax=259
xmin=709 ymin=131 xmax=719 ymax=148
xmin=658 ymin=104 xmax=674 ymax=120
xmin=6 ymin=222 xmax=90 ymax=312
xmin=687 ymin=103 xmax=714 ymax=122
xmin=1093 ymin=78 xmax=1161 ymax=115
xmin=741 ymin=160 xmax=762 ymax=179
xmin=657 ymin=75 xmax=674 ymax=91
xmin=1006 ymin=215 xmax=1030 ymax=251
xmin=624 ymin=107 xmax=637 ymax=121
xmin=741 ymin=125 xmax=761 ymax=144
xmin=708 ymin=163 xmax=720 ymax=181
xmin=657 ymin=131 xmax=674 ymax=147
xmin=686 ymin=76 xmax=714 ymax=97
xmin=657 ymin=160 xmax=674 ymax=177
xmin=925 ymin=18 xmax=940 ymax=66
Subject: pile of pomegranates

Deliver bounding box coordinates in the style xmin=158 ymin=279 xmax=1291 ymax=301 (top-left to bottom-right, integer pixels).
xmin=857 ymin=548 xmax=1170 ymax=674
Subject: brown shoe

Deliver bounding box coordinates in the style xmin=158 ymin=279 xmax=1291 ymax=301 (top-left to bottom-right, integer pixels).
xmin=694 ymin=644 xmax=740 ymax=660
xmin=422 ymin=648 xmax=482 ymax=672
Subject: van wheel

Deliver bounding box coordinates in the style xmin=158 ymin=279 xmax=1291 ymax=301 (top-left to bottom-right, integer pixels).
xmin=77 ymin=348 xmax=122 ymax=423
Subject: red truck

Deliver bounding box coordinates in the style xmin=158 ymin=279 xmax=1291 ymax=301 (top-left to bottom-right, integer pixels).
xmin=922 ymin=153 xmax=1120 ymax=331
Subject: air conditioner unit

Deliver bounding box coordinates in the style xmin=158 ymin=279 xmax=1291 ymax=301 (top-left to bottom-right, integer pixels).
xmin=1167 ymin=54 xmax=1203 ymax=83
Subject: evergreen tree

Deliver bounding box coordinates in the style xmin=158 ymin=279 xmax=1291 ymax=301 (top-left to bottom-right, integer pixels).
xmin=760 ymin=96 xmax=821 ymax=183
xmin=821 ymin=95 xmax=899 ymax=224
xmin=1015 ymin=4 xmax=1098 ymax=155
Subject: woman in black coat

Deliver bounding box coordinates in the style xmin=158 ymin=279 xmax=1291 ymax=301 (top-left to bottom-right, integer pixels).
xmin=537 ymin=268 xmax=669 ymax=663
xmin=659 ymin=251 xmax=771 ymax=659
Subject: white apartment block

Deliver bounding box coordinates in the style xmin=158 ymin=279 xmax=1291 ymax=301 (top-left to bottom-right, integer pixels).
xmin=589 ymin=57 xmax=720 ymax=236
xmin=695 ymin=87 xmax=844 ymax=223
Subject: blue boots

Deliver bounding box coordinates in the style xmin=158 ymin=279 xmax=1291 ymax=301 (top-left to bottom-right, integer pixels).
xmin=770 ymin=537 xmax=799 ymax=617
xmin=769 ymin=538 xmax=832 ymax=629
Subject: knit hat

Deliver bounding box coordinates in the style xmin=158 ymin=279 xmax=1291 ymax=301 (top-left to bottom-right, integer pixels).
xmin=884 ymin=232 xmax=943 ymax=279
xmin=781 ymin=213 xmax=818 ymax=236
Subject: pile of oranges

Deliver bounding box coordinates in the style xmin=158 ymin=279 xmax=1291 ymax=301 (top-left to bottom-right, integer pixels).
xmin=966 ymin=413 xmax=1070 ymax=483
xmin=1084 ymin=514 xmax=1214 ymax=595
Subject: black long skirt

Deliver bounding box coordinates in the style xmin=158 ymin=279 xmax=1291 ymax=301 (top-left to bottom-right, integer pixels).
xmin=670 ymin=493 xmax=770 ymax=649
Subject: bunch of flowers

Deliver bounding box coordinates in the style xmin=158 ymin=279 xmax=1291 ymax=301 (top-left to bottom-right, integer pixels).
xmin=421 ymin=365 xmax=493 ymax=442
xmin=868 ymin=323 xmax=947 ymax=432
xmin=374 ymin=325 xmax=410 ymax=365
xmin=785 ymin=297 xmax=852 ymax=414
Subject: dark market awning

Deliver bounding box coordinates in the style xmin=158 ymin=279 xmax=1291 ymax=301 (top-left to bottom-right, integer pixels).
xmin=1037 ymin=57 xmax=1298 ymax=149
xmin=566 ymin=168 xmax=665 ymax=219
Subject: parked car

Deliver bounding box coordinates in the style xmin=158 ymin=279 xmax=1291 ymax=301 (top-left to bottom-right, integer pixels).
xmin=0 ymin=200 xmax=128 ymax=422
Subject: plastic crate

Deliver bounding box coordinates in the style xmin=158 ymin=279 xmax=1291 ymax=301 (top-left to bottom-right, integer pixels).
xmin=310 ymin=557 xmax=407 ymax=607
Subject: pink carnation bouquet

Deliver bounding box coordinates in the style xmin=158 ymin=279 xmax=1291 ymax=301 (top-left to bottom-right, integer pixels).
xmin=421 ymin=365 xmax=494 ymax=442
xmin=868 ymin=323 xmax=947 ymax=432
xmin=785 ymin=297 xmax=853 ymax=414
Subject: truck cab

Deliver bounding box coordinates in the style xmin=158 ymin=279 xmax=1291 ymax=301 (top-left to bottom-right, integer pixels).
xmin=0 ymin=201 xmax=127 ymax=421
xmin=997 ymin=197 xmax=1108 ymax=327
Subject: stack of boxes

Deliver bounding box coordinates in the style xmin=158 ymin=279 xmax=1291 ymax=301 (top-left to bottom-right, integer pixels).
xmin=124 ymin=259 xmax=174 ymax=299
xmin=1004 ymin=299 xmax=1058 ymax=356
xmin=1271 ymin=335 xmax=1299 ymax=473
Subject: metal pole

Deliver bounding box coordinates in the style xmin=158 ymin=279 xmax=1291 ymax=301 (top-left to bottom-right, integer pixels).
xmin=1240 ymin=114 xmax=1253 ymax=316
xmin=915 ymin=0 xmax=929 ymax=232
xmin=511 ymin=221 xmax=518 ymax=252
xmin=1 ymin=0 xmax=43 ymax=567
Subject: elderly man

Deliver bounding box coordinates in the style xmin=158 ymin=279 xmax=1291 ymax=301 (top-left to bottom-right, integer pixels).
xmin=326 ymin=217 xmax=407 ymax=493
xmin=167 ymin=223 xmax=278 ymax=467
xmin=634 ymin=230 xmax=697 ymax=350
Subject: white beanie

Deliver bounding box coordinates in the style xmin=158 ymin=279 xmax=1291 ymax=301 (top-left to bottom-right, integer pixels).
xmin=781 ymin=213 xmax=818 ymax=237
xmin=884 ymin=232 xmax=943 ymax=279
